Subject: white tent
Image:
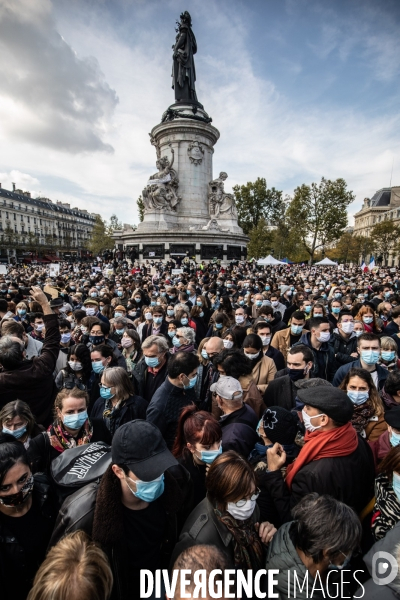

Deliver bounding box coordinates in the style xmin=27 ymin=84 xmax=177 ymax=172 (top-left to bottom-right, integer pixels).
xmin=314 ymin=257 xmax=338 ymax=266
xmin=257 ymin=255 xmax=286 ymax=265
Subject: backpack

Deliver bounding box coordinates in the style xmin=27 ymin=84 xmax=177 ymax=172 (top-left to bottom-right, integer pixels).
xmin=50 ymin=441 xmax=111 ymax=504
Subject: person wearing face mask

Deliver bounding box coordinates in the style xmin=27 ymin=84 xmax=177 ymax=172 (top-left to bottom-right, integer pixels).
xmin=170 ymin=326 xmax=196 ymax=354
xmin=241 ymin=334 xmax=277 ymax=396
xmin=279 ymin=285 xmax=293 ymax=309
xmin=327 ymin=299 xmax=342 ymax=328
xmin=372 ymin=445 xmax=400 ymax=542
xmin=171 ymin=450 xmax=276 ymax=573
xmin=132 ymin=335 xmax=170 ymax=403
xmin=83 ymin=298 xmax=109 ymax=325
xmin=383 ymin=304 xmax=400 ymax=337
xmin=86 ymin=321 xmax=126 ymax=370
xmin=109 ymin=317 xmax=128 ymax=349
xmin=264 ymin=494 xmax=362 ymax=599
xmin=172 ymin=404 xmax=222 ymax=511
xmin=355 ymin=305 xmax=381 ymax=334
xmin=1 ymin=318 xmax=43 ymax=361
xmin=55 ymin=343 xmax=92 ymax=392
xmin=333 ymin=333 xmax=389 ymax=391
xmin=147 ymin=352 xmax=199 ymax=450
xmin=264 ymin=345 xmax=315 ymax=410
xmin=54 ymin=319 xmax=74 ymax=375
xmin=330 ymin=311 xmax=359 ymax=368
xmin=0 ymin=434 xmax=58 ymax=600
xmin=28 ymin=388 xmax=96 ymax=477
xmin=270 ymin=310 xmax=306 ymax=365
xmin=269 ymin=292 xmax=287 ymax=319
xmin=293 ymin=317 xmax=336 ymax=382
xmin=13 ymin=301 xmax=29 ymax=331
xmin=120 ymin=329 xmax=142 ymax=377
xmin=91 ymin=367 xmax=147 ymax=443
xmin=339 ymin=367 xmax=387 ymax=442
xmin=49 ymin=420 xmax=192 ymax=600
xmin=0 ymin=400 xmax=43 ymax=450
xmin=189 ymin=304 xmax=208 ymax=346
xmin=263 ymin=386 xmax=375 ymax=520
xmin=379 ymin=336 xmax=399 ymax=372
xmin=371 ymin=406 xmax=400 ymax=467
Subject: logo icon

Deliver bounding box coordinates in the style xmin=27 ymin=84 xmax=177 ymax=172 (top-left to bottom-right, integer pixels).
xmin=371 ymin=551 xmax=398 ymax=586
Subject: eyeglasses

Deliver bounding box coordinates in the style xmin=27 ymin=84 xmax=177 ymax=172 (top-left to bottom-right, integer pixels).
xmin=233 ymin=488 xmax=260 ymax=507
xmin=100 ymin=383 xmax=111 ymax=390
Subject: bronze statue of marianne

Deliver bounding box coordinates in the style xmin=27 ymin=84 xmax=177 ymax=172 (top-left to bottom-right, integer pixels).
xmin=172 ymin=11 xmax=199 ymax=104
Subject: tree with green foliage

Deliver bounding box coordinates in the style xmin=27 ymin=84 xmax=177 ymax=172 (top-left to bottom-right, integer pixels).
xmin=233 ymin=177 xmax=284 ymax=235
xmin=88 ymin=215 xmax=114 ymax=256
xmin=247 ymin=218 xmax=274 ymax=259
xmin=137 ymin=195 xmax=145 ymax=223
xmin=285 ymin=177 xmax=354 ymax=264
xmin=329 ymin=232 xmax=366 ymax=263
xmin=370 ymin=220 xmax=400 ymax=264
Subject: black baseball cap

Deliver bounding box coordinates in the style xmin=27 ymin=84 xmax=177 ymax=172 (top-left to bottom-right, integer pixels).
xmin=111 ymin=420 xmax=178 ymax=481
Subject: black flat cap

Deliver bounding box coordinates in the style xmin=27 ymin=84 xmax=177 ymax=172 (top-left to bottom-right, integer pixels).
xmin=49 ymin=297 xmax=63 ymax=307
xmin=297 ymin=386 xmax=354 ymax=423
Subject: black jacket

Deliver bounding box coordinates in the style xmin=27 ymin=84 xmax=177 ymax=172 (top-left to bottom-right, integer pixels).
xmin=132 ymin=354 xmax=170 ymax=401
xmin=146 ymin=378 xmax=197 ymax=449
xmin=91 ymin=394 xmax=148 ymax=443
xmin=219 ymin=404 xmax=259 ymax=458
xmin=263 ymin=374 xmax=297 ymax=410
xmin=49 ymin=464 xmax=192 ymax=600
xmin=329 ymin=330 xmax=358 ymax=367
xmin=293 ymin=332 xmax=336 ymax=382
xmin=385 ymin=321 xmax=400 ymax=336
xmin=141 ymin=320 xmax=169 ymax=341
xmin=0 ymin=475 xmax=58 ymax=600
xmin=265 ymin=344 xmax=286 ymax=372
xmin=262 ymin=434 xmax=375 ymax=523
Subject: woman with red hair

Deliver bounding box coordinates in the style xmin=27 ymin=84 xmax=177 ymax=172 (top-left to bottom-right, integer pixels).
xmin=172 ymin=405 xmax=222 ymax=509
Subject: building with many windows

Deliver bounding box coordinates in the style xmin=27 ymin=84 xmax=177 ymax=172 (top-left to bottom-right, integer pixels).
xmin=0 ymin=183 xmax=97 ymax=260
xmin=353 ymin=186 xmax=400 ymax=237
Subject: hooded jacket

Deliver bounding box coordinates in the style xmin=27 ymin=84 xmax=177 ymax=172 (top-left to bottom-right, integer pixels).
xmin=330 ymin=328 xmax=358 ymax=367
xmin=49 ymin=463 xmax=192 ymax=600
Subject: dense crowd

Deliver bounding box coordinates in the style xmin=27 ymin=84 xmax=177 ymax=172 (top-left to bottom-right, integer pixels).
xmin=1 ymin=258 xmax=400 ymax=599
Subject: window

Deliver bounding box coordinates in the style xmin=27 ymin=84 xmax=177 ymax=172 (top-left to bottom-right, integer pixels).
xmin=5 ymin=212 xmax=8 ymax=218
xmin=14 ymin=224 xmax=17 ymax=233
xmin=27 ymin=216 xmax=30 ymax=223
xmin=20 ymin=214 xmax=23 ymax=221
xmin=40 ymin=219 xmax=42 ymax=225
xmin=13 ymin=213 xmax=16 ymax=220
xmin=34 ymin=218 xmax=36 ymax=224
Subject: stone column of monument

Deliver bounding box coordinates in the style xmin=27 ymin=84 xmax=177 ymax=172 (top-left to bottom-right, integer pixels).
xmin=119 ymin=11 xmax=248 ymax=262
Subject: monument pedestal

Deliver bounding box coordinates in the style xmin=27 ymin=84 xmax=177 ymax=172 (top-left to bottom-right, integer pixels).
xmin=115 ymin=104 xmax=248 ymax=263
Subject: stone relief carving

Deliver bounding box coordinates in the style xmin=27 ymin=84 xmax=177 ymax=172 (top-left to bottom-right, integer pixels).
xmin=187 ymin=140 xmax=204 ymax=165
xmin=142 ymin=146 xmax=181 ymax=213
xmin=208 ymin=172 xmax=237 ymax=219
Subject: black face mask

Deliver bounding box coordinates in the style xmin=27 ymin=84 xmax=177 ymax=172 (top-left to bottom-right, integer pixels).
xmin=0 ymin=474 xmax=34 ymax=507
xmin=288 ymin=368 xmax=307 ymax=382
xmin=89 ymin=335 xmax=105 ymax=345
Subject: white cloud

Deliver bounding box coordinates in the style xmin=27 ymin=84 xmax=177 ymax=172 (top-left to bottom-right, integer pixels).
xmin=0 ymin=170 xmax=40 ymax=194
xmin=0 ymin=0 xmax=118 ymax=152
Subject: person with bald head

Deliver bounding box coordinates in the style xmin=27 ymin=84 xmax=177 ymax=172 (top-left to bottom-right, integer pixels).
xmin=198 ymin=337 xmax=224 ymax=411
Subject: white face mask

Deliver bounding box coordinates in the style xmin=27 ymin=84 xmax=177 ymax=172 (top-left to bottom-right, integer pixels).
xmin=223 ymin=339 xmax=234 ymax=349
xmin=244 ymin=351 xmax=260 ymax=360
xmin=235 ymin=315 xmax=245 ymax=324
xmin=302 ymin=409 xmax=325 ymax=433
xmin=226 ymin=499 xmax=256 ymax=521
xmin=317 ymin=331 xmax=331 ymax=343
xmin=341 ymin=321 xmax=354 ymax=334
xmin=260 ymin=335 xmax=271 ymax=346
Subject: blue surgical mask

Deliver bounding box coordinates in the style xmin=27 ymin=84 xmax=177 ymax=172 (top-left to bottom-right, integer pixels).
xmin=363 ymin=316 xmax=373 ymax=324
xmin=181 ymin=318 xmax=189 ymax=326
xmin=61 ymin=333 xmax=71 ymax=343
xmin=393 ymin=473 xmax=400 ymax=502
xmin=2 ymin=425 xmax=27 ymax=439
xmin=291 ymin=324 xmax=302 ymax=335
xmin=331 ymin=307 xmax=341 ymax=314
xmin=100 ymin=386 xmax=115 ymax=400
xmin=92 ymin=361 xmax=105 ymax=373
xmin=17 ymin=309 xmax=26 ymax=316
xmin=150 ymin=301 xmax=157 ymax=307
xmin=265 ymin=286 xmax=270 ymax=291
xmin=153 ymin=317 xmax=163 ymax=325
xmin=304 ymin=306 xmax=312 ymax=314
xmin=90 ymin=292 xmax=97 ymax=298
xmin=381 ymin=351 xmax=396 ymax=362
xmin=215 ymin=323 xmax=223 ymax=329
xmin=199 ymin=311 xmax=204 ymax=317
xmin=168 ymin=330 xmax=176 ymax=338
xmin=172 ymin=336 xmax=181 ymax=347
xmin=198 ymin=444 xmax=222 ymax=465
xmin=347 ymin=390 xmax=369 ymax=405
xmin=62 ymin=410 xmax=88 ymax=430
xmin=196 ymin=301 xmax=203 ymax=307
xmin=390 ymin=431 xmax=400 ymax=447
xmin=201 ymin=349 xmax=209 ymax=360
xmin=135 ymin=298 xmax=141 ymax=303
xmin=361 ymin=350 xmax=380 ymax=365
xmin=117 ymin=291 xmax=123 ymax=297
xmin=114 ymin=311 xmax=123 ymax=318
xmin=239 ymin=300 xmax=244 ymax=305
xmin=167 ymin=309 xmax=175 ymax=317
xmin=116 ymin=328 xmax=125 ymax=335
xmin=313 ymin=313 xmax=323 ymax=318
xmin=256 ymin=300 xmax=263 ymax=307
xmin=184 ymin=373 xmax=198 ymax=389
xmin=145 ymin=356 xmax=160 ymax=368
xmin=126 ymin=474 xmax=164 ymax=503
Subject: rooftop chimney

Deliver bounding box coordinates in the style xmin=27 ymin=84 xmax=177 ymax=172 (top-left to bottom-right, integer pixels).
xmin=12 ymin=182 xmax=16 ymax=191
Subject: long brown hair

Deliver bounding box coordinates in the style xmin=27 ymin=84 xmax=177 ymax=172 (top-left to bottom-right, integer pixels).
xmin=206 ymin=450 xmax=256 ymax=507
xmin=355 ymin=305 xmax=381 ymax=332
xmin=339 ymin=367 xmax=384 ymax=417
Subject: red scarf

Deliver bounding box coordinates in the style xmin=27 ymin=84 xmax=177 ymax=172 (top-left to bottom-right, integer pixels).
xmin=285 ymin=422 xmax=358 ymax=490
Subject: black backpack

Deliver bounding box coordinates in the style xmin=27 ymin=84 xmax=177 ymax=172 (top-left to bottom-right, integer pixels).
xmin=50 ymin=441 xmax=111 ymax=503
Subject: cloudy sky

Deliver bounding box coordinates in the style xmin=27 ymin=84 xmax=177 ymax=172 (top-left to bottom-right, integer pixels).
xmin=0 ymin=0 xmax=399 ymax=225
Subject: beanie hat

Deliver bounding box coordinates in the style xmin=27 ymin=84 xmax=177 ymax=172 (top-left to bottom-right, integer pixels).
xmin=385 ymin=406 xmax=400 ymax=430
xmin=297 ymin=387 xmax=354 ymax=424
xmin=262 ymin=406 xmax=298 ymax=445
xmin=280 ymin=285 xmax=290 ymax=295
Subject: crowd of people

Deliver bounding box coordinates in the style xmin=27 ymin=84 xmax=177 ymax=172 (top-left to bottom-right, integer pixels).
xmin=1 ymin=257 xmax=400 ymax=599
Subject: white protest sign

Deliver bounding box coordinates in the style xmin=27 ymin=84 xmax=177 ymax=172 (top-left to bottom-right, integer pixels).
xmin=0 ymin=265 xmax=7 ymax=275
xmin=172 ymin=269 xmax=183 ymax=275
xmin=49 ymin=263 xmax=60 ymax=277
